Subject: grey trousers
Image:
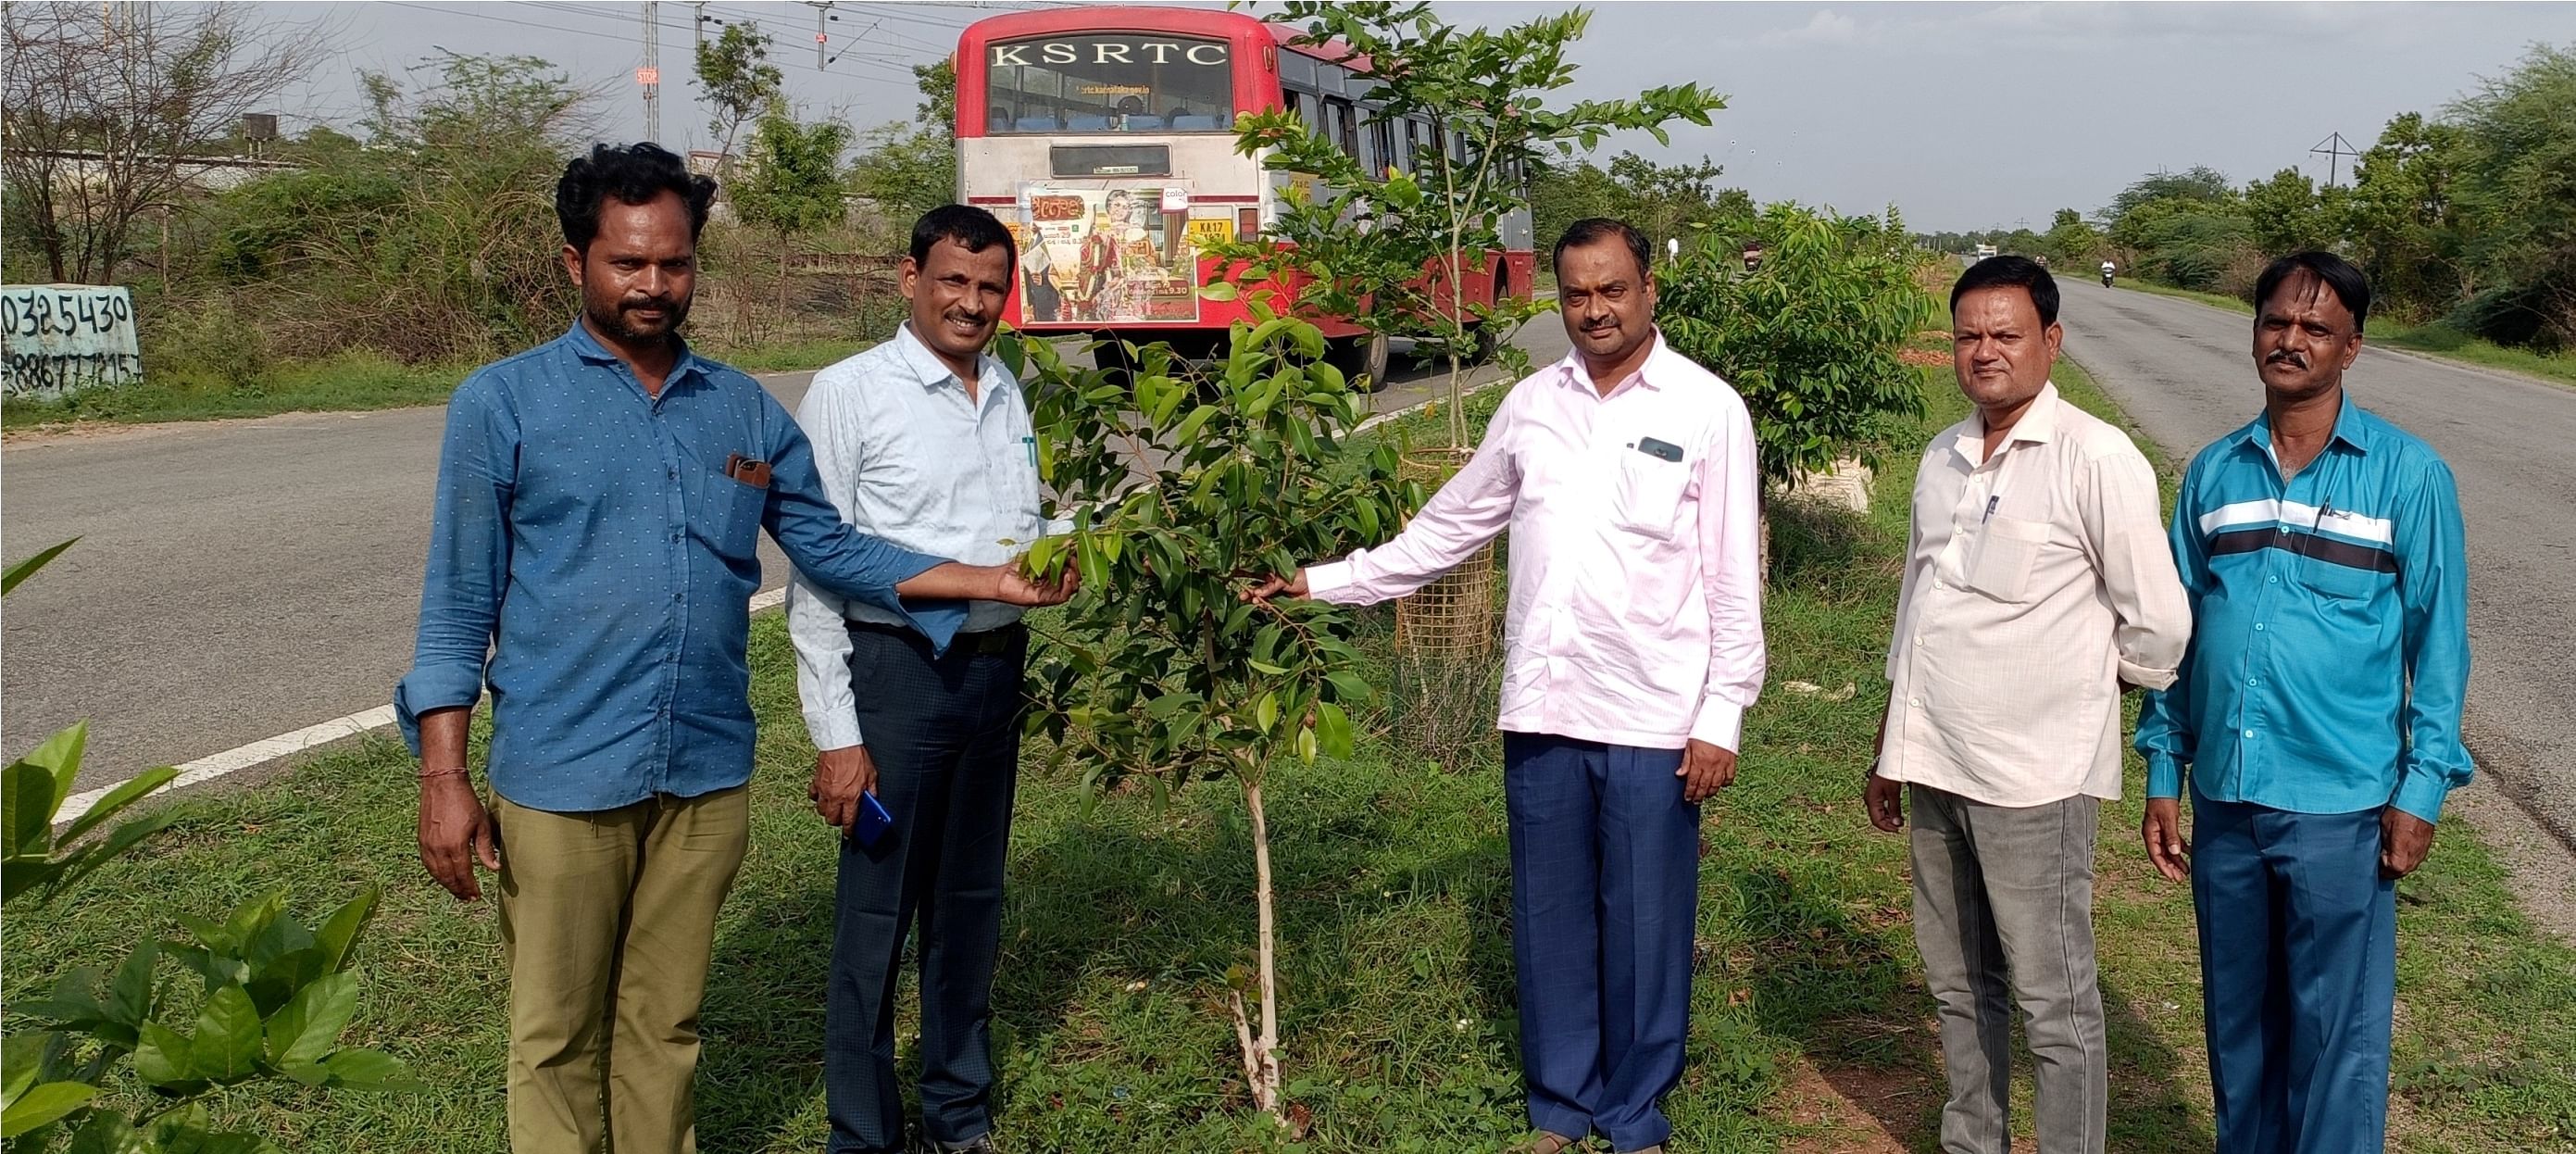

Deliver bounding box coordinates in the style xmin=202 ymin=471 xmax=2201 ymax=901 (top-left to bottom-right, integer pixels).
xmin=1909 ymin=784 xmax=2107 ymax=1154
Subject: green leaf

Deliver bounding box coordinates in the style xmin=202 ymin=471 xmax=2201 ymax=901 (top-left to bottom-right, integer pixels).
xmin=1198 ymin=280 xmax=1240 ymax=302
xmin=56 ymin=764 xmax=175 ymax=848
xmin=1295 ymin=725 xmax=1319 ymax=763
xmin=314 ymin=885 xmax=380 ymax=975
xmin=133 ymin=1022 xmax=200 ymax=1089
xmin=1255 ymin=692 xmax=1281 ymax=734
xmin=3 ymin=1033 xmax=50 ymax=1103
xmin=106 ymin=939 xmax=160 ymax=1030
xmin=5 ymin=721 xmax=89 ymax=860
xmin=1171 ymin=404 xmax=1221 ymax=446
xmin=1315 ymin=701 xmax=1355 ymax=759
xmin=1246 ymin=660 xmax=1289 ymax=677
xmin=1324 ymin=671 xmax=1376 ymax=703
xmin=189 ymin=985 xmax=265 ymax=1082
xmin=1 ymin=538 xmax=77 ymax=596
xmin=265 ymin=971 xmax=359 ymax=1072
xmin=61 ymin=1110 xmax=141 ymax=1154
xmin=50 ymin=808 xmax=182 ymax=901
xmin=316 ymin=1047 xmax=420 ymax=1092
xmin=2 ymin=1081 xmax=97 ymax=1139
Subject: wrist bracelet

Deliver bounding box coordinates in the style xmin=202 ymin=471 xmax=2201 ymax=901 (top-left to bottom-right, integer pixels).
xmin=418 ymin=763 xmax=470 ymax=781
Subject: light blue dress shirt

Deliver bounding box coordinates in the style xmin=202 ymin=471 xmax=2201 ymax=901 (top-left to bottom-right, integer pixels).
xmin=396 ymin=320 xmax=967 ymax=812
xmin=2135 ymin=395 xmax=2473 ymax=822
xmin=785 ymin=323 xmax=1053 ymax=750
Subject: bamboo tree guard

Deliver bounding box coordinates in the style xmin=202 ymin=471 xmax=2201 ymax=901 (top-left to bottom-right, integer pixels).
xmin=1392 ymin=445 xmax=1503 ymax=759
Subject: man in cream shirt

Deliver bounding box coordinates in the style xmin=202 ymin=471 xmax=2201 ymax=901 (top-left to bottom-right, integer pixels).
xmin=1865 ymin=256 xmax=2191 ymax=1154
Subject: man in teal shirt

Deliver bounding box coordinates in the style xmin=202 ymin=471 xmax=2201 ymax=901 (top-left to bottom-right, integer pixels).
xmin=2136 ymin=251 xmax=2472 ymax=1154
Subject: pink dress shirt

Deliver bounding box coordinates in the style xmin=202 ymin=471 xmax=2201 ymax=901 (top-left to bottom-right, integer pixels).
xmin=1307 ymin=334 xmax=1767 ymax=751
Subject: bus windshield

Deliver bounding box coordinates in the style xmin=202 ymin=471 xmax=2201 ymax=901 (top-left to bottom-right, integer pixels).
xmin=983 ymin=32 xmax=1235 ymax=134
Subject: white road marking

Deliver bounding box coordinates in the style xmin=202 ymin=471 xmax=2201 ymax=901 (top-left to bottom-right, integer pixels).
xmin=53 ymin=374 xmax=1511 ymax=826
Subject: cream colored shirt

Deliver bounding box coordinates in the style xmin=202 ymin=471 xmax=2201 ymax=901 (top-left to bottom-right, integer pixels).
xmin=1880 ymin=383 xmax=2191 ymax=806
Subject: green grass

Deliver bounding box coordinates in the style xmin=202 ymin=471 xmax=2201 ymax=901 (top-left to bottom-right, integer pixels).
xmin=7 ymin=364 xmax=2574 ymax=1152
xmin=0 ymin=335 xmax=888 ymax=433
xmin=0 ymin=351 xmax=467 ymax=430
xmin=2109 ymin=281 xmax=2576 ymax=391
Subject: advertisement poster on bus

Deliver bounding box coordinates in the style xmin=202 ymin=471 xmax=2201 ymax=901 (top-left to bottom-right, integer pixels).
xmin=1016 ymin=185 xmax=1198 ymax=324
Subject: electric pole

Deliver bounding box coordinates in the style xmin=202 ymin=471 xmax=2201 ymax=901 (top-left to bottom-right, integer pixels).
xmin=803 ymin=1 xmax=837 ymax=69
xmin=2310 ymin=132 xmax=2361 ymax=189
xmin=693 ymin=1 xmax=707 ymax=51
xmin=640 ymin=1 xmax=662 ymax=144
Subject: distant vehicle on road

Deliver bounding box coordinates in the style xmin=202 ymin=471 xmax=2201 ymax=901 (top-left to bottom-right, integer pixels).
xmin=2101 ymin=259 xmax=2116 ymax=288
xmin=1973 ymin=243 xmax=1998 ymax=262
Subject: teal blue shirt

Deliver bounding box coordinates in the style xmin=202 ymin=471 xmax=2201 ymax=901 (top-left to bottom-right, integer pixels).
xmin=2136 ymin=395 xmax=2472 ymax=821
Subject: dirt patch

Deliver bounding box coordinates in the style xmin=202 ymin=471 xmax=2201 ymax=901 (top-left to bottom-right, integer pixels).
xmin=1774 ymin=1054 xmax=1936 ymax=1153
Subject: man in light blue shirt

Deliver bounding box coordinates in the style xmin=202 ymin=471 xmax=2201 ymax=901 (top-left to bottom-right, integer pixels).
xmin=786 ymin=206 xmax=1060 ymax=1154
xmin=2136 ymin=252 xmax=2472 ymax=1154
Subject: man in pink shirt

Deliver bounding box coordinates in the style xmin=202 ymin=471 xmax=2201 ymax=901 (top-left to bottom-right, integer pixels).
xmin=1248 ymin=219 xmax=1766 ymax=1154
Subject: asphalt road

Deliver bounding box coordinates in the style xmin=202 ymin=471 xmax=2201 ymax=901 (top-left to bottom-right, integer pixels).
xmin=1 ymin=323 xmax=1569 ymax=795
xmin=2057 ymin=278 xmax=2576 ymax=849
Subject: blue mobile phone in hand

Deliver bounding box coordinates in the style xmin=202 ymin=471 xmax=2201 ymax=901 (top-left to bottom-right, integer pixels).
xmin=854 ymin=791 xmax=894 ymax=848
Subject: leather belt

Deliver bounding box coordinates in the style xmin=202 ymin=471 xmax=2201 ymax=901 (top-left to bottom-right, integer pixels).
xmin=848 ymin=618 xmax=1025 ymax=656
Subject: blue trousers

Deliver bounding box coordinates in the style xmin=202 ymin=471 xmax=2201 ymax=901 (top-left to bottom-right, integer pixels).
xmin=1502 ymin=733 xmax=1703 ymax=1153
xmin=825 ymin=625 xmax=1027 ymax=1153
xmin=2191 ymin=787 xmax=2397 ymax=1154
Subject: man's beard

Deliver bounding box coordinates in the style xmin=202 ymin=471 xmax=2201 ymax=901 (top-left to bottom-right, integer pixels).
xmin=586 ymin=294 xmax=692 ymax=343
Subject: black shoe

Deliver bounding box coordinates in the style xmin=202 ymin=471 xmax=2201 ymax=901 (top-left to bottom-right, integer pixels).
xmin=931 ymin=1135 xmax=998 ymax=1154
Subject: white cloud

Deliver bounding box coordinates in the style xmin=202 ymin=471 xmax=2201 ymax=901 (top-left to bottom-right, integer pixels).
xmin=1760 ymin=9 xmax=1866 ymax=46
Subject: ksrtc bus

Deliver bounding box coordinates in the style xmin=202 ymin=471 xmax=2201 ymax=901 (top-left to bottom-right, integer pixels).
xmin=956 ymin=6 xmax=1536 ymax=381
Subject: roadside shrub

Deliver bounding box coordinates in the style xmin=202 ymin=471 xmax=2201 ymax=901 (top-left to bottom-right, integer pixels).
xmin=1657 ymin=202 xmax=1936 ymax=488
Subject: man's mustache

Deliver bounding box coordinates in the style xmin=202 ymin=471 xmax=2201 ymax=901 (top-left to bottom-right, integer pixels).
xmin=2267 ymin=349 xmax=2308 ymax=369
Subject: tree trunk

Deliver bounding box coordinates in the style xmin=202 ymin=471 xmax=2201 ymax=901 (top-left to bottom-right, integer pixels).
xmin=1234 ymin=776 xmax=1283 ymax=1117
xmin=776 ymin=232 xmax=793 ymax=332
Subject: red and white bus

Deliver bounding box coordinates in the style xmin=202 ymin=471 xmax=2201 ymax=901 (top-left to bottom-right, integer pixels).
xmin=955 ymin=6 xmax=1536 ymax=378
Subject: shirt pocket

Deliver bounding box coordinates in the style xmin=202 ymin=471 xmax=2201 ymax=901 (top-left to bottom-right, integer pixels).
xmin=712 ymin=470 xmax=767 ymax=557
xmin=1610 ymin=447 xmax=1691 ymax=541
xmin=1964 ymin=514 xmax=2049 ymax=602
xmin=2296 ymin=552 xmax=2378 ymax=601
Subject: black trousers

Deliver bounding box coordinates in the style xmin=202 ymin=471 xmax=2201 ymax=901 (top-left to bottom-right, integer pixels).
xmin=824 ymin=622 xmax=1026 ymax=1153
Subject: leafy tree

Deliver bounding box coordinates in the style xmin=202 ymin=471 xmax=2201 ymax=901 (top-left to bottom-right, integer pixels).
xmin=1 ymin=2 xmax=330 ymax=283
xmin=2244 ymin=167 xmax=2333 ymax=255
xmin=1011 ymin=314 xmax=1410 ymax=1120
xmin=1607 ymin=150 xmax=1730 ymax=247
xmin=1214 ymin=1 xmax=1726 ymax=447
xmin=1 ymin=544 xmax=419 ymax=1153
xmin=1657 ymin=202 xmax=1935 ymax=490
xmin=732 ymin=105 xmax=854 ymax=314
xmin=2043 ymin=207 xmax=2105 ymax=267
xmin=2445 ymin=42 xmax=2576 ymax=345
xmin=2346 ymin=110 xmax=2470 ymax=317
xmin=1528 ymin=156 xmax=1620 ymax=252
xmin=693 ymin=22 xmax=782 ymax=169
xmin=912 ymin=57 xmax=957 ymax=130
xmin=848 ymin=57 xmax=957 ymax=234
xmin=2104 ymin=165 xmax=2237 ymax=220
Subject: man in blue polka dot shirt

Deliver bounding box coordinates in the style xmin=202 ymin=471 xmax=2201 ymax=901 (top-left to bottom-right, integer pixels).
xmin=394 ymin=143 xmax=1074 ymax=1154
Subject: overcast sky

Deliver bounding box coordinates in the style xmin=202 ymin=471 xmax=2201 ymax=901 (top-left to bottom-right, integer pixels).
xmin=273 ymin=1 xmax=2576 ymax=232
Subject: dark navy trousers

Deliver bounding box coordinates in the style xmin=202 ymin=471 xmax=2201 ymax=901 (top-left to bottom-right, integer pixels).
xmin=2191 ymin=785 xmax=2398 ymax=1154
xmin=825 ymin=624 xmax=1026 ymax=1154
xmin=1502 ymin=732 xmax=1703 ymax=1153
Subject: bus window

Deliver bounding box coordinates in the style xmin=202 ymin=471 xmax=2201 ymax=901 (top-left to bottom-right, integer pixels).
xmin=1283 ymin=85 xmax=1319 ymax=133
xmin=985 ymin=33 xmax=1235 ymax=132
xmin=1325 ymin=97 xmax=1359 ymax=160
xmin=1368 ymin=119 xmax=1397 ymax=177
